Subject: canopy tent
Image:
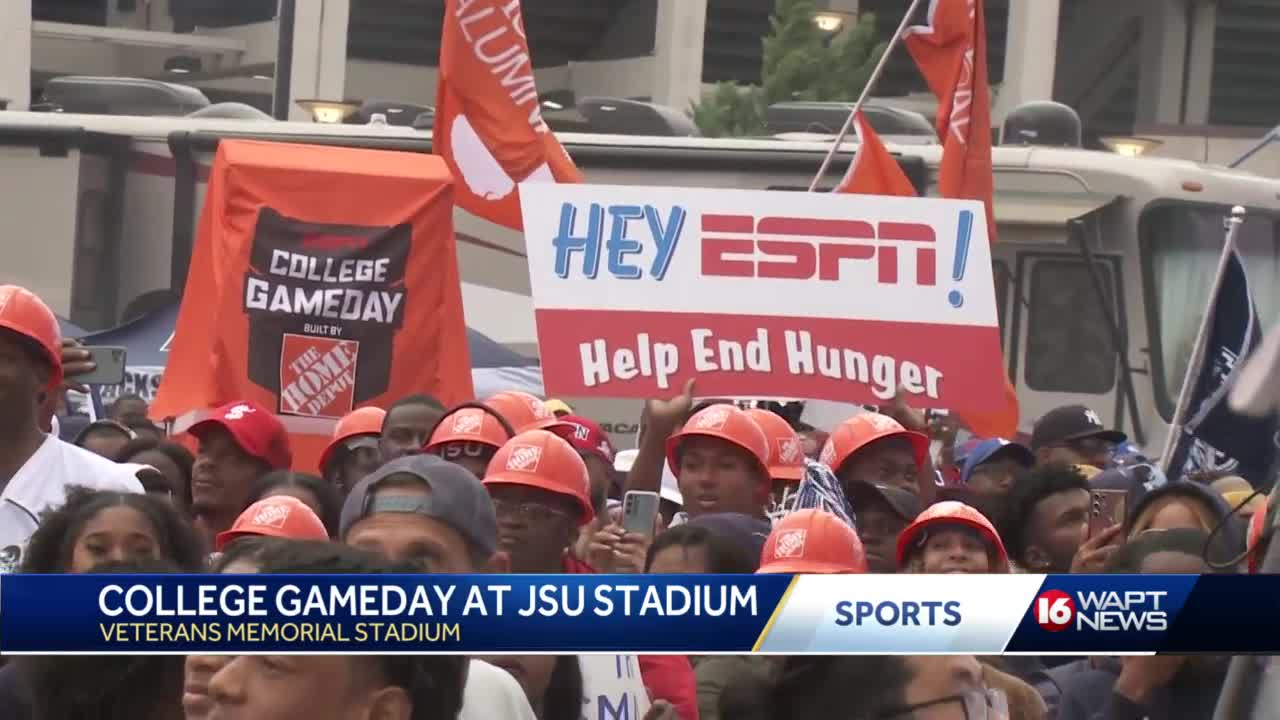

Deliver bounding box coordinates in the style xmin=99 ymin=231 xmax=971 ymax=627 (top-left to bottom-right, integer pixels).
xmin=74 ymin=302 xmax=543 ymax=409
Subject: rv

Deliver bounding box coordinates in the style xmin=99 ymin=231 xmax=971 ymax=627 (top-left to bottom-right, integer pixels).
xmin=2 ymin=110 xmax=1278 ymax=452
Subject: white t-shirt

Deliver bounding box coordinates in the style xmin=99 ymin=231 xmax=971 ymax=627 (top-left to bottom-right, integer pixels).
xmin=0 ymin=432 xmax=145 ymax=572
xmin=461 ymin=659 xmax=537 ymax=720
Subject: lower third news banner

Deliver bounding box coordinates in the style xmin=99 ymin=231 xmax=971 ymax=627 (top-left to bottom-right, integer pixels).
xmin=0 ymin=574 xmax=1276 ymax=654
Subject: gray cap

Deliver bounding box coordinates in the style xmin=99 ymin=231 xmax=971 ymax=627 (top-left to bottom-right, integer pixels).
xmin=339 ymin=454 xmax=498 ymax=557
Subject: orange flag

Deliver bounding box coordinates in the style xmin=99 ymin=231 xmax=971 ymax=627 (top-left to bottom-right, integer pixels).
xmin=434 ymin=0 xmax=582 ymax=230
xmin=903 ymin=0 xmax=1017 ymax=438
xmin=152 ymin=140 xmax=475 ymax=471
xmin=834 ymin=112 xmax=918 ymax=196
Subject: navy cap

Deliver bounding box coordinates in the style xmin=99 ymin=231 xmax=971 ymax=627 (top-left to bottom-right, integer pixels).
xmin=685 ymin=513 xmax=772 ymax=569
xmin=960 ymin=439 xmax=1034 ymax=484
xmin=340 ymin=454 xmax=497 ymax=557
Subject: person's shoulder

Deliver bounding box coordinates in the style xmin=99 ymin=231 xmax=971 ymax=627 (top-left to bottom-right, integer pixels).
xmin=50 ymin=440 xmax=144 ymax=493
xmin=462 ymin=659 xmax=536 ymax=720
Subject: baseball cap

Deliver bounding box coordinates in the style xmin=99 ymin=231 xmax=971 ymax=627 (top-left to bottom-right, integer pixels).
xmin=560 ymin=414 xmax=617 ymax=466
xmin=189 ymin=400 xmax=292 ymax=470
xmin=340 ymin=454 xmax=498 ymax=557
xmin=685 ymin=513 xmax=772 ymax=568
xmin=543 ymin=399 xmax=573 ymax=416
xmin=846 ymin=481 xmax=922 ymax=522
xmin=960 ymin=439 xmax=1034 ymax=484
xmin=1030 ymin=405 xmax=1127 ymax=451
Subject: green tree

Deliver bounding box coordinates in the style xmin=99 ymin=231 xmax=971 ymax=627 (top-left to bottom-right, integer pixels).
xmin=692 ymin=0 xmax=887 ymax=137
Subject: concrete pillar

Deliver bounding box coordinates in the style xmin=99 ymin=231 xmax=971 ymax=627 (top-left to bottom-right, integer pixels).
xmin=1182 ymin=0 xmax=1216 ymax=124
xmin=651 ymin=0 xmax=706 ymax=110
xmin=995 ymin=0 xmax=1060 ymax=123
xmin=288 ymin=0 xmax=350 ymax=122
xmin=0 ymin=0 xmax=32 ymax=110
xmin=1136 ymin=0 xmax=1186 ymax=125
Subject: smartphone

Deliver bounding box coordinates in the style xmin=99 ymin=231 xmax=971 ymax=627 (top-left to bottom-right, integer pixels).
xmin=1089 ymin=489 xmax=1127 ymax=538
xmin=621 ymin=490 xmax=661 ymax=537
xmin=74 ymin=346 xmax=128 ymax=385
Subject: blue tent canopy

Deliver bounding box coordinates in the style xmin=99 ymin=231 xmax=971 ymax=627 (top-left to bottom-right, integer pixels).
xmin=78 ymin=303 xmax=543 ymax=400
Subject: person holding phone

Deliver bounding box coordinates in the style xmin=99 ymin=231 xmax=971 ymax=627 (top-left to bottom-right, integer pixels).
xmin=0 ymin=285 xmax=145 ymax=573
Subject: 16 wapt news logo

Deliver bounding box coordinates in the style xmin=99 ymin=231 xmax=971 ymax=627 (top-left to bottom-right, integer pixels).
xmin=1034 ymin=588 xmax=1169 ymax=633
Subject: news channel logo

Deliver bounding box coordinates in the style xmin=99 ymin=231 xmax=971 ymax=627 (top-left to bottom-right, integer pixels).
xmin=1033 ymin=588 xmax=1169 ymax=633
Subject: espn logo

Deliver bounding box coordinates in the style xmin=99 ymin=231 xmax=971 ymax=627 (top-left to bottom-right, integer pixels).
xmin=700 ymin=214 xmax=937 ymax=286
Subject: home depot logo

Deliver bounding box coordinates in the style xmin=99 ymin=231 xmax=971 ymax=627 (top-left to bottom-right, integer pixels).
xmin=778 ymin=437 xmax=803 ymax=464
xmin=452 ymin=410 xmax=484 ymax=435
xmin=252 ymin=503 xmax=291 ymax=529
xmin=694 ymin=407 xmax=730 ymax=431
xmin=506 ymin=444 xmax=543 ymax=472
xmin=774 ymin=529 xmax=807 ymax=559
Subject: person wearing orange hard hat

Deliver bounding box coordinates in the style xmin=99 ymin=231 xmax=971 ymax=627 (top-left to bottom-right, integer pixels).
xmin=424 ymin=403 xmax=516 ymax=479
xmin=897 ymin=501 xmax=1009 ymax=573
xmin=319 ymin=406 xmax=386 ymax=496
xmin=745 ymin=408 xmax=806 ymax=507
xmin=0 ymin=285 xmax=145 ymax=568
xmin=214 ymin=495 xmax=329 ymax=551
xmin=820 ymin=412 xmax=931 ymax=497
xmin=482 ymin=430 xmax=595 ymax=574
xmin=484 ymin=391 xmax=574 ymax=437
xmin=758 ymin=509 xmax=867 ymax=574
xmin=666 ymin=404 xmax=771 ymax=519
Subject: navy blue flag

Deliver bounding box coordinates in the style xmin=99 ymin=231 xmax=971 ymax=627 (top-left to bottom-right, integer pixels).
xmin=1164 ymin=228 xmax=1279 ymax=487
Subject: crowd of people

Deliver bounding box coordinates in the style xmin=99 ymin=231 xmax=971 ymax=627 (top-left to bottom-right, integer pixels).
xmin=0 ymin=281 xmax=1272 ymax=720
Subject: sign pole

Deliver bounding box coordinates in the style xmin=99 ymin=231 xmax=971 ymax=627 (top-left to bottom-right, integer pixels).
xmin=807 ymin=0 xmax=925 ymax=192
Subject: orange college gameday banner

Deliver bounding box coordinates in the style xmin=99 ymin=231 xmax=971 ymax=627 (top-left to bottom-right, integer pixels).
xmin=152 ymin=140 xmax=475 ymax=470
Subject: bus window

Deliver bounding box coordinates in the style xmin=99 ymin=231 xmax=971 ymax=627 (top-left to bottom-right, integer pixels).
xmin=1141 ymin=205 xmax=1280 ymax=418
xmin=993 ymin=259 xmax=1011 ymax=345
xmin=1025 ymin=259 xmax=1118 ymax=394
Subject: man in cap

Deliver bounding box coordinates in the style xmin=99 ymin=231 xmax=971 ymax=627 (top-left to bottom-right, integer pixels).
xmin=341 ymin=453 xmax=508 ymax=573
xmin=188 ymin=400 xmax=292 ymax=546
xmin=319 ymin=406 xmax=385 ymax=496
xmin=338 ymin=454 xmax=534 ymax=720
xmin=0 ymin=285 xmax=143 ymax=570
xmin=379 ymin=394 xmax=445 ymax=462
xmin=560 ymin=414 xmax=619 ymax=505
xmin=1030 ymin=405 xmax=1126 ymax=469
xmin=846 ymin=481 xmax=922 ymax=573
xmin=961 ymin=438 xmax=1035 ymax=504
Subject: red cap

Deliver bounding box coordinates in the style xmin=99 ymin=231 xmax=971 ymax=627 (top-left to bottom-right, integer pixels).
xmin=215 ymin=495 xmax=328 ymax=550
xmin=190 ymin=400 xmax=293 ymax=470
xmin=560 ymin=414 xmax=616 ymax=465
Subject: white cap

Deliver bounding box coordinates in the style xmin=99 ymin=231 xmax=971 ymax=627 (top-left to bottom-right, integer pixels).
xmin=613 ymin=448 xmax=638 ymax=473
xmin=612 ymin=449 xmax=682 ymax=506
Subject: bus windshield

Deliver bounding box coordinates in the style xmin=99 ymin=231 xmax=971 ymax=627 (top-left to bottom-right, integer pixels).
xmin=1142 ymin=203 xmax=1280 ymax=417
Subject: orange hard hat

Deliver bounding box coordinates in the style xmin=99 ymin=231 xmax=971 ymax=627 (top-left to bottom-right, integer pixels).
xmin=425 ymin=404 xmax=514 ymax=453
xmin=0 ymin=285 xmax=63 ymax=388
xmin=1249 ymin=496 xmax=1270 ymax=574
xmin=485 ymin=391 xmax=572 ymax=435
xmin=483 ymin=430 xmax=594 ymax=525
xmin=758 ymin=509 xmax=867 ymax=574
xmin=215 ymin=495 xmax=329 ymax=551
xmin=666 ymin=404 xmax=770 ymax=479
xmin=746 ymin=408 xmax=805 ymax=482
xmin=896 ymin=501 xmax=1008 ymax=571
xmin=318 ymin=406 xmax=386 ymax=471
xmin=820 ymin=413 xmax=929 ymax=474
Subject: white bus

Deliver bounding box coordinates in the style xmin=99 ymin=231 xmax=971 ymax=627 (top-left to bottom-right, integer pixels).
xmin=2 ymin=110 xmax=1277 ymax=452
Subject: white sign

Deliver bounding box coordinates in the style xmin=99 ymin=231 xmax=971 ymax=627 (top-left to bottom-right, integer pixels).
xmin=521 ymin=184 xmax=1004 ymax=410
